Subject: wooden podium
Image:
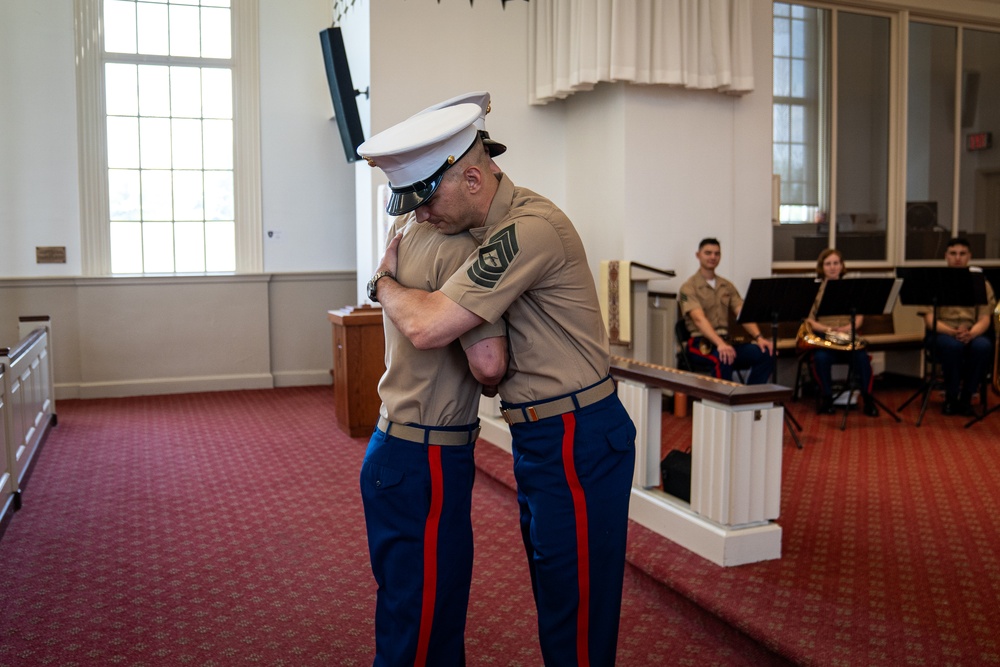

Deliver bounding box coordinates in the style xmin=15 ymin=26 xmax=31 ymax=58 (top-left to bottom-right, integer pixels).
xmin=328 ymin=305 xmax=386 ymax=438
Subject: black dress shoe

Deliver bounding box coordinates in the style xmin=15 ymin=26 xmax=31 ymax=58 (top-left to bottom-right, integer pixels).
xmin=957 ymin=401 xmax=974 ymax=417
xmin=818 ymin=396 xmax=835 ymax=415
xmin=862 ymin=395 xmax=878 ymax=418
xmin=942 ymin=401 xmax=957 ymax=416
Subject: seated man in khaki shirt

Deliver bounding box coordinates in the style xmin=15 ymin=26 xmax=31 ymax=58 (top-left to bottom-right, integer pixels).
xmin=679 ymin=237 xmax=774 ymax=384
xmin=923 ymin=237 xmax=995 ymax=416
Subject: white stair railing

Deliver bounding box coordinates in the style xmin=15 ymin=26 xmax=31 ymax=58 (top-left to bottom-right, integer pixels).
xmin=1 ymin=317 xmax=56 ymax=518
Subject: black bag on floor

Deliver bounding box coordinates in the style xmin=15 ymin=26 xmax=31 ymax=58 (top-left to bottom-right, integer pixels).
xmin=660 ymin=449 xmax=692 ymax=503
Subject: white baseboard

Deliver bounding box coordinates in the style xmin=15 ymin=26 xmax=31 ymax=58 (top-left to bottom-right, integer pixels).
xmin=272 ymin=370 xmax=333 ymax=388
xmin=629 ymin=488 xmax=782 ymax=567
xmin=54 ymin=369 xmax=332 ymax=399
xmin=58 ymin=373 xmax=275 ymax=399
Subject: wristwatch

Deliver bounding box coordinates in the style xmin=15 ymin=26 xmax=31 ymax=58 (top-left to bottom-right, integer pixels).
xmin=367 ymin=270 xmax=394 ymax=303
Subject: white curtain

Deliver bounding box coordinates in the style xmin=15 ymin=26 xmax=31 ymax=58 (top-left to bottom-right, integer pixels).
xmin=529 ymin=0 xmax=755 ymax=105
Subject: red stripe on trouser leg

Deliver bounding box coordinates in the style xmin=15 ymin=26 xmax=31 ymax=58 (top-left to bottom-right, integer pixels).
xmin=561 ymin=412 xmax=590 ymax=667
xmin=687 ymin=339 xmax=722 ymax=378
xmin=415 ymin=446 xmax=444 ymax=667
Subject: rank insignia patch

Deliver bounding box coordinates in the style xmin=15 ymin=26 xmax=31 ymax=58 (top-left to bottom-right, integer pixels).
xmin=468 ymin=225 xmax=519 ymax=288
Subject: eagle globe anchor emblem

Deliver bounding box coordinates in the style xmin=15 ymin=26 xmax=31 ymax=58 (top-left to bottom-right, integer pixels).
xmin=469 ymin=226 xmax=518 ymax=288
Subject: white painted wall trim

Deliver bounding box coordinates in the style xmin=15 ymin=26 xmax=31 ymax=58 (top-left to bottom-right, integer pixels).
xmin=69 ymin=372 xmax=275 ymax=400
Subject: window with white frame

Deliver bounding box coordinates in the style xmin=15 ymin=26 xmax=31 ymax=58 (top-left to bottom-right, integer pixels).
xmin=772 ymin=3 xmax=826 ymax=227
xmin=772 ymin=0 xmax=1000 ymax=267
xmin=76 ymin=0 xmax=261 ymax=275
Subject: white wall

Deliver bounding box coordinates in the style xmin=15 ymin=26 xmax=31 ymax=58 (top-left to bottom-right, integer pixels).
xmin=259 ymin=0 xmax=358 ymax=272
xmin=731 ymin=1 xmax=778 ymax=291
xmin=0 ymin=273 xmax=355 ymax=398
xmin=0 ymin=0 xmax=784 ymax=304
xmin=0 ymin=0 xmax=360 ymax=397
xmin=0 ymin=0 xmax=81 ymax=277
xmin=357 ymin=0 xmax=774 ymax=301
xmin=9 ymin=0 xmax=997 ymax=395
xmin=0 ymin=0 xmax=358 ymax=278
xmin=353 ymin=0 xmax=566 ymax=302
xmin=615 ymin=2 xmax=774 ymax=296
xmin=365 ymin=0 xmax=562 ymax=200
xmin=619 ymin=86 xmax=764 ymax=293
xmin=564 ymin=84 xmax=628 ymax=276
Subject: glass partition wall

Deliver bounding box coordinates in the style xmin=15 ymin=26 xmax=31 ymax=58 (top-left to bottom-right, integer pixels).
xmin=835 ymin=12 xmax=890 ymax=262
xmin=773 ymin=2 xmax=1000 ymax=267
xmin=905 ymin=22 xmax=956 ymax=261
xmin=772 ymin=5 xmax=891 ymax=264
xmin=907 ymin=25 xmax=1000 ymax=261
xmin=957 ymin=29 xmax=1000 ymax=261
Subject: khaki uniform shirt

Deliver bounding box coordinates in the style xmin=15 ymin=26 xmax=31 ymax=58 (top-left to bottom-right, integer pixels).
xmin=440 ymin=175 xmax=609 ymax=403
xmin=679 ymin=272 xmax=744 ymax=338
xmin=808 ymin=280 xmax=854 ymax=330
xmin=935 ymin=280 xmax=996 ymax=330
xmin=379 ymin=216 xmax=505 ymax=426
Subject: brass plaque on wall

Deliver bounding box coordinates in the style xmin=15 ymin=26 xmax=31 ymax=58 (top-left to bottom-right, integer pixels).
xmin=36 ymin=246 xmax=67 ymax=264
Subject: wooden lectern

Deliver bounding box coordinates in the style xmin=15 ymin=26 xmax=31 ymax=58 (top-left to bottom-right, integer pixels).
xmin=328 ymin=305 xmax=386 ymax=437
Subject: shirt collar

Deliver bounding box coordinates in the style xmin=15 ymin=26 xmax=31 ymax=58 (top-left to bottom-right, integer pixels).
xmin=484 ymin=173 xmax=514 ymax=231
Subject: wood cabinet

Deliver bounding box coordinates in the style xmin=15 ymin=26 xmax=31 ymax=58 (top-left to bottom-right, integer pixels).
xmin=328 ymin=306 xmax=386 ymax=438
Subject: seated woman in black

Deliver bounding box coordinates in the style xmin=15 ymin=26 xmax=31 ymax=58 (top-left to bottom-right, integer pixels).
xmin=802 ymin=249 xmax=878 ymax=417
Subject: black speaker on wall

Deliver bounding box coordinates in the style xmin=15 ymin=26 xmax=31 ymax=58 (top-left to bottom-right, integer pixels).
xmin=319 ymin=27 xmax=366 ymax=163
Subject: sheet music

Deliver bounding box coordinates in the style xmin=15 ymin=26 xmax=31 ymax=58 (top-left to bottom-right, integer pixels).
xmin=884 ymin=278 xmax=903 ymax=315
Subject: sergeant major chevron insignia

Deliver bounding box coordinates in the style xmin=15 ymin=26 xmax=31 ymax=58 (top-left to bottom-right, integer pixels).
xmin=468 ymin=225 xmax=518 ymax=288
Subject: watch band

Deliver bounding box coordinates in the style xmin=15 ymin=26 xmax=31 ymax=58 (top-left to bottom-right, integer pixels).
xmin=367 ymin=270 xmax=394 ymax=303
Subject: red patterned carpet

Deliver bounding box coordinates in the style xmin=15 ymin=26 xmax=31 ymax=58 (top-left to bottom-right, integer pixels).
xmin=475 ymin=382 xmax=1000 ymax=665
xmin=3 ymin=384 xmax=997 ymax=665
xmin=639 ymin=386 xmax=1000 ymax=666
xmin=0 ymin=387 xmax=784 ymax=667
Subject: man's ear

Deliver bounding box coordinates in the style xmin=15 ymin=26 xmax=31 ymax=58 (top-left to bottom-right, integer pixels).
xmin=464 ymin=165 xmax=485 ymax=194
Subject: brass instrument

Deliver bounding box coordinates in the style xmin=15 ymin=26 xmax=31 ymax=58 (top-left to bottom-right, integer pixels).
xmin=796 ymin=321 xmax=868 ymax=351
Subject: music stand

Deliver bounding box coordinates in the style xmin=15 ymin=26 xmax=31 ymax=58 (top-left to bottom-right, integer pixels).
xmin=895 ymin=267 xmax=988 ymax=426
xmin=815 ymin=277 xmax=903 ymax=430
xmin=738 ymin=277 xmax=820 ymax=449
